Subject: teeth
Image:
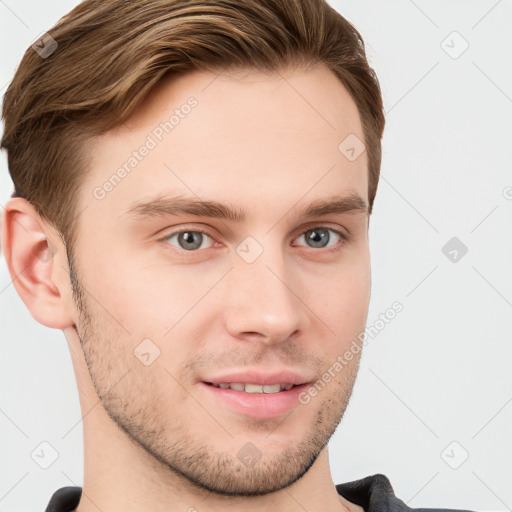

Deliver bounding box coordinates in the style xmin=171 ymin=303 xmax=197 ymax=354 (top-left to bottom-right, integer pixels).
xmin=263 ymin=384 xmax=282 ymax=393
xmin=212 ymin=382 xmax=295 ymax=393
xmin=244 ymin=383 xmax=264 ymax=393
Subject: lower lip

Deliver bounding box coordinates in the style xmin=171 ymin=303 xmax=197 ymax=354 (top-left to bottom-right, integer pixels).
xmin=199 ymin=382 xmax=310 ymax=418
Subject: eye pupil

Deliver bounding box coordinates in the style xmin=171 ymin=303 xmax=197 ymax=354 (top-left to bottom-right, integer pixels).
xmin=179 ymin=231 xmax=203 ymax=250
xmin=306 ymin=228 xmax=329 ymax=248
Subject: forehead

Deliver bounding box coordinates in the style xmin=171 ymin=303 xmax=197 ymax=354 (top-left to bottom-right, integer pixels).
xmin=80 ymin=64 xmax=368 ymax=227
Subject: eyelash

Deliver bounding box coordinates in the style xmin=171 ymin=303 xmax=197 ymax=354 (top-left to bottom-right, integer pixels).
xmin=158 ymin=225 xmax=348 ymax=255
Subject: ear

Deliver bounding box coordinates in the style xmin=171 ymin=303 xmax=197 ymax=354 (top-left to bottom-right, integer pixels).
xmin=1 ymin=197 xmax=77 ymax=329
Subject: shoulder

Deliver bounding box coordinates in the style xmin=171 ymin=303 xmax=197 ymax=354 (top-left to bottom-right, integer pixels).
xmin=336 ymin=473 xmax=477 ymax=512
xmin=44 ymin=486 xmax=82 ymax=512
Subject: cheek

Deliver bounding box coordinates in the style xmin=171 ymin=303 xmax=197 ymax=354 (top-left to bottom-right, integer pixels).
xmin=338 ymin=264 xmax=370 ymax=315
xmin=315 ymin=256 xmax=370 ymax=326
xmin=84 ymin=248 xmax=205 ymax=338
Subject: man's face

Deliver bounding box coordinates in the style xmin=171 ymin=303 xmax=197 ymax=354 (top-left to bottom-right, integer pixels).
xmin=69 ymin=64 xmax=371 ymax=495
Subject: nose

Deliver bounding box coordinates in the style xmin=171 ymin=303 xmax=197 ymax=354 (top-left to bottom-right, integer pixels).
xmin=222 ymin=243 xmax=310 ymax=345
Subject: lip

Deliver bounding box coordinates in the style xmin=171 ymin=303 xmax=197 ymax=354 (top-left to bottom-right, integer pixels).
xmin=198 ymin=369 xmax=315 ymax=419
xmin=199 ymin=381 xmax=310 ymax=418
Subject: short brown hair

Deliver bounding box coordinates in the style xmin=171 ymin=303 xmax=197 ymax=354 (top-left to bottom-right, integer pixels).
xmin=1 ymin=0 xmax=385 ymax=255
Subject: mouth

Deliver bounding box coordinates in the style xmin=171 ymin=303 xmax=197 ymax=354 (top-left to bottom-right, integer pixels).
xmin=199 ymin=381 xmax=311 ymax=418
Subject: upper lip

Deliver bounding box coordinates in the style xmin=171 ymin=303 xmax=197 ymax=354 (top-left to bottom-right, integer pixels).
xmin=201 ymin=369 xmax=314 ymax=386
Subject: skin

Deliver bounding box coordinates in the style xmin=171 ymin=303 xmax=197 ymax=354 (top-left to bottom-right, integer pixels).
xmin=2 ymin=63 xmax=370 ymax=512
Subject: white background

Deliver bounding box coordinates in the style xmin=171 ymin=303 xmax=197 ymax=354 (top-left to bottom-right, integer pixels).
xmin=1 ymin=1 xmax=511 ymax=511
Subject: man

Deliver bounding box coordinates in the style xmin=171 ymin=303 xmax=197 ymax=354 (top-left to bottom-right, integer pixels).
xmin=1 ymin=1 xmax=476 ymax=511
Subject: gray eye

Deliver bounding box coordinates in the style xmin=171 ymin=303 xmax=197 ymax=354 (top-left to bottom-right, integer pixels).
xmin=297 ymin=228 xmax=341 ymax=249
xmin=164 ymin=230 xmax=213 ymax=251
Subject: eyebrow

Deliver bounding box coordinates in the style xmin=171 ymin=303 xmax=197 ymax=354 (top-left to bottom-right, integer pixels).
xmin=123 ymin=192 xmax=368 ymax=222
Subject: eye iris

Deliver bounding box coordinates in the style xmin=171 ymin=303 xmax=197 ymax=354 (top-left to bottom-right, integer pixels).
xmin=306 ymin=228 xmax=330 ymax=248
xmin=179 ymin=231 xmax=203 ymax=250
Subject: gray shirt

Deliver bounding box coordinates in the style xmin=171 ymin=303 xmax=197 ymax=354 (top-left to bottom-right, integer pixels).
xmin=44 ymin=473 xmax=476 ymax=512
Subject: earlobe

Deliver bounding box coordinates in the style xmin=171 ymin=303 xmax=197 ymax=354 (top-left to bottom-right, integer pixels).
xmin=1 ymin=197 xmax=76 ymax=330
